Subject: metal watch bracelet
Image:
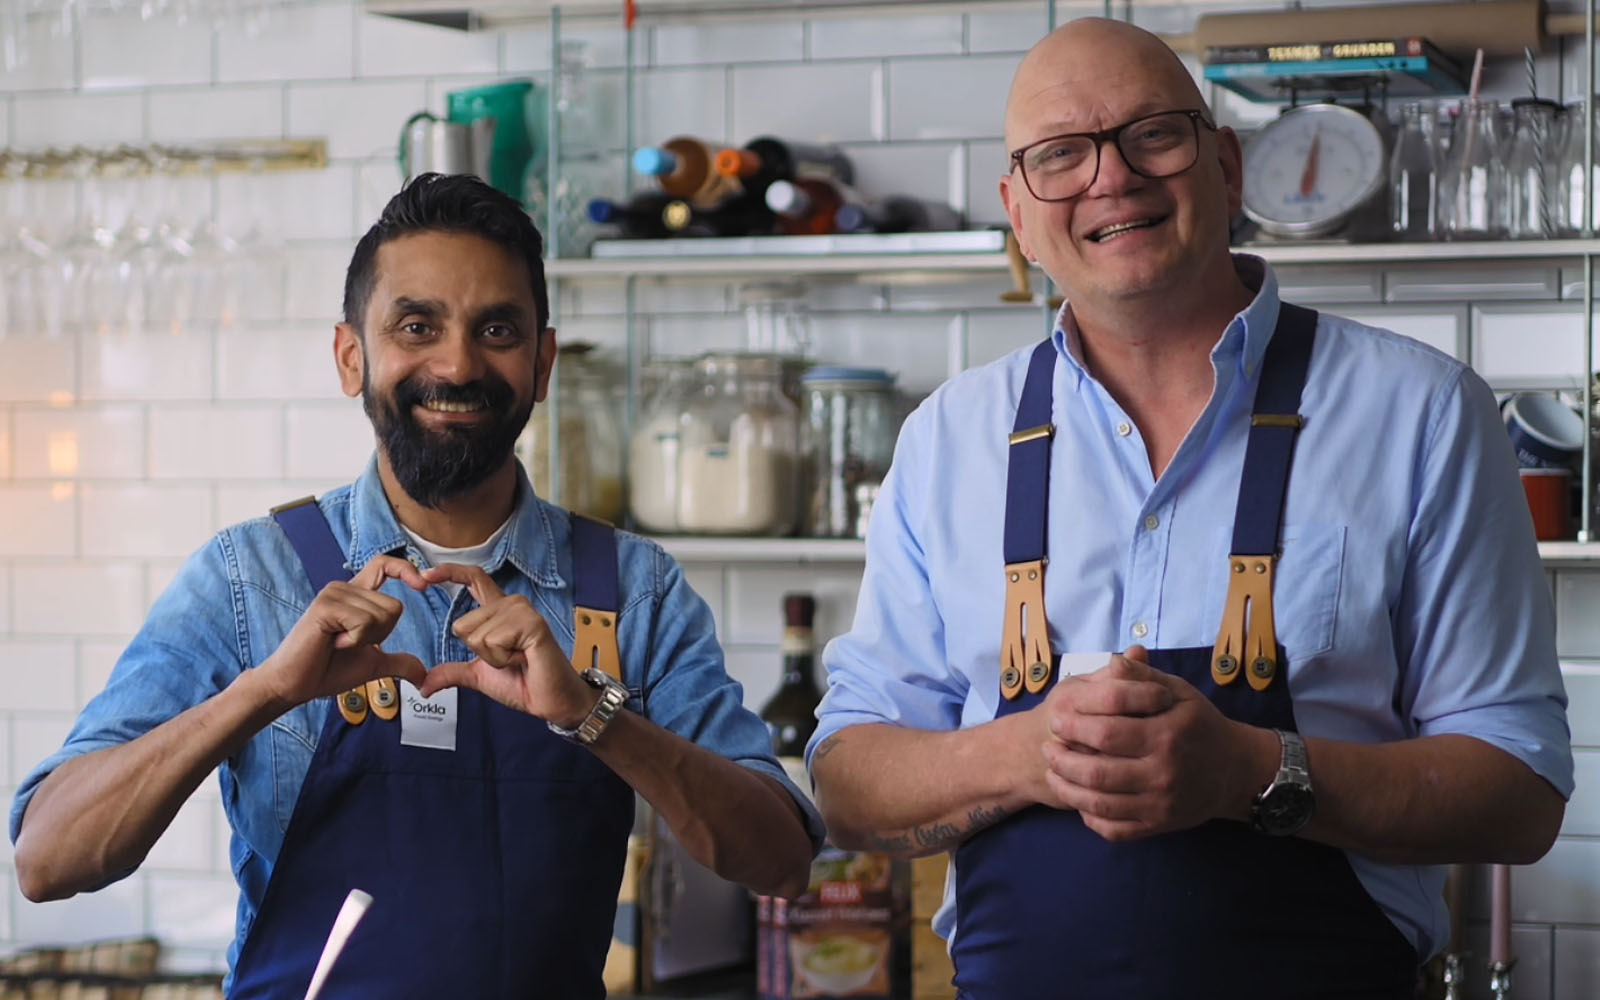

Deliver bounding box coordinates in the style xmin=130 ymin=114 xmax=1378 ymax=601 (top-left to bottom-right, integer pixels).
xmin=548 ymin=667 xmax=627 ymax=746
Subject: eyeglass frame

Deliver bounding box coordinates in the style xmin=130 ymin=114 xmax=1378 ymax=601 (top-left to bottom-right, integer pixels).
xmin=1007 ymin=109 xmax=1219 ymax=203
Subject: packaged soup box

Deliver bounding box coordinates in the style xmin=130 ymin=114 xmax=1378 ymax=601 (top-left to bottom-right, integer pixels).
xmin=757 ymin=847 xmax=910 ymax=999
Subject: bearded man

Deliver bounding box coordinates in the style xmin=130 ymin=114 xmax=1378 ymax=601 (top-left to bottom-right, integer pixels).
xmin=11 ymin=173 xmax=821 ymax=999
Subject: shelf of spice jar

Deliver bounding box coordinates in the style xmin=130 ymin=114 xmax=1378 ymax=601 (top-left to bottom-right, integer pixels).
xmin=544 ymin=237 xmax=1600 ymax=282
xmin=650 ymin=536 xmax=868 ymax=563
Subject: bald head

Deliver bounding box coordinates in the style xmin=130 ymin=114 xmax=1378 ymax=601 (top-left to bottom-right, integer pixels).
xmin=1004 ymin=18 xmax=1208 ymax=152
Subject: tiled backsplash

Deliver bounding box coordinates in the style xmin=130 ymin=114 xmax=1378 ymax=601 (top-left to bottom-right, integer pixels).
xmin=0 ymin=0 xmax=1598 ymax=993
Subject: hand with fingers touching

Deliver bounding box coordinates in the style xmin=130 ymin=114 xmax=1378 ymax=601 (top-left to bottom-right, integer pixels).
xmin=416 ymin=562 xmax=599 ymax=730
xmin=257 ymin=554 xmax=431 ymax=713
xmin=1038 ymin=646 xmax=1261 ymax=842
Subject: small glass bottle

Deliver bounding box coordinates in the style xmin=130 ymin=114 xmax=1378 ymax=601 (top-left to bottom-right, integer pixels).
xmin=1389 ymin=102 xmax=1438 ymax=241
xmin=533 ymin=40 xmax=616 ymax=257
xmin=1505 ymin=98 xmax=1563 ymax=239
xmin=1557 ymin=98 xmax=1600 ymax=236
xmin=1439 ymin=99 xmax=1507 ymax=240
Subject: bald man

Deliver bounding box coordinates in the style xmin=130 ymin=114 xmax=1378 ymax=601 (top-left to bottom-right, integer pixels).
xmin=807 ymin=19 xmax=1572 ymax=998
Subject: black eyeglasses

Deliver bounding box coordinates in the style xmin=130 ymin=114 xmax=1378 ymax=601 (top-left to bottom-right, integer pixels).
xmin=1008 ymin=109 xmax=1217 ymax=202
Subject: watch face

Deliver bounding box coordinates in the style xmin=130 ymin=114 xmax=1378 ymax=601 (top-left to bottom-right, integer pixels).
xmin=1255 ymin=782 xmax=1315 ymax=836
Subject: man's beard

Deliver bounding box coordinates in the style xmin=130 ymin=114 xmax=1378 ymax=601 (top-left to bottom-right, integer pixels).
xmin=363 ymin=367 xmax=534 ymax=510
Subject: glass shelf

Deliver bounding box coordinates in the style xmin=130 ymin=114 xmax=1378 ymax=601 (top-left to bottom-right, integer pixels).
xmin=546 ymin=237 xmax=1600 ymax=280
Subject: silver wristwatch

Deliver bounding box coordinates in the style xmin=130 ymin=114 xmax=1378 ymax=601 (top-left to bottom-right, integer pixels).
xmin=1250 ymin=728 xmax=1316 ymax=836
xmin=548 ymin=667 xmax=628 ymax=746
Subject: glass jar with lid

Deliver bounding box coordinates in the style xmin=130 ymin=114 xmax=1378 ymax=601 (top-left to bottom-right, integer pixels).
xmin=628 ymin=357 xmax=697 ymax=533
xmin=799 ymin=366 xmax=901 ymax=538
xmin=676 ymin=352 xmax=800 ymax=536
xmin=515 ymin=341 xmax=625 ymax=522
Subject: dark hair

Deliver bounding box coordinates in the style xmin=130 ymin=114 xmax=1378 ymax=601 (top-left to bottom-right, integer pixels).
xmin=342 ymin=172 xmax=550 ymax=334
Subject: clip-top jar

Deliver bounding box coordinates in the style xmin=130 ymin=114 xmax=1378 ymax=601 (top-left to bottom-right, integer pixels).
xmin=799 ymin=366 xmax=900 ymax=538
xmin=515 ymin=342 xmax=625 ymax=523
xmin=628 ymin=358 xmax=696 ymax=533
xmin=676 ymin=352 xmax=800 ymax=536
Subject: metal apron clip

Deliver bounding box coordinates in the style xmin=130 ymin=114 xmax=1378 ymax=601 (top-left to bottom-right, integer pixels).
xmin=1211 ymin=555 xmax=1278 ymax=690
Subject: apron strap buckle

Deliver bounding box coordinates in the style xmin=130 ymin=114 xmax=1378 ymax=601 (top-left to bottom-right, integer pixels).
xmin=366 ymin=677 xmax=401 ymax=721
xmin=1001 ymin=559 xmax=1053 ymax=700
xmin=1211 ymin=556 xmax=1279 ymax=691
xmin=574 ymin=605 xmax=623 ymax=681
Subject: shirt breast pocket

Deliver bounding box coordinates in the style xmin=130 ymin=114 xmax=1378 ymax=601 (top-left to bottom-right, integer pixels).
xmin=1269 ymin=523 xmax=1347 ymax=662
xmin=1201 ymin=523 xmax=1346 ymax=663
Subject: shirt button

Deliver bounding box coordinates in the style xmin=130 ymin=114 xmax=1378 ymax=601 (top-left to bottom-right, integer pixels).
xmin=1132 ymin=622 xmax=1149 ymax=639
xmin=1143 ymin=514 xmax=1159 ymax=531
xmin=1116 ymin=422 xmax=1132 ymax=437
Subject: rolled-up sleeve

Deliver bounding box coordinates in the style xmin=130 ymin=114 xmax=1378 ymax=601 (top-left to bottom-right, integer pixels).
xmin=1395 ymin=367 xmax=1574 ymax=797
xmin=10 ymin=535 xmax=246 ymax=851
xmin=807 ymin=401 xmax=969 ymax=773
xmin=638 ymin=547 xmax=826 ymax=851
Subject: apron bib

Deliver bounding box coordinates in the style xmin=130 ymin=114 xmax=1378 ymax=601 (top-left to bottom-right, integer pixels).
xmin=950 ymin=305 xmax=1418 ymax=999
xmin=229 ymin=505 xmax=634 ymax=999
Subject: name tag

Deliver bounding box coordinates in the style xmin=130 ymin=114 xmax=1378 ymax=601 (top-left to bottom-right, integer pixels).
xmin=1057 ymin=651 xmax=1113 ymax=681
xmin=399 ymin=681 xmax=457 ymax=751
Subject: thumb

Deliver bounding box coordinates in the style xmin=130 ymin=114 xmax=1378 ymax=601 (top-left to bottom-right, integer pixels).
xmin=418 ymin=659 xmax=480 ymax=699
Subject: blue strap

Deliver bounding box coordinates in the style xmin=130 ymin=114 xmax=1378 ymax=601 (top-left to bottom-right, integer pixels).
xmin=1230 ymin=303 xmax=1319 ymax=557
xmin=271 ymin=498 xmax=352 ymax=591
xmin=1003 ymin=341 xmax=1059 ymax=565
xmin=570 ymin=515 xmax=620 ymax=613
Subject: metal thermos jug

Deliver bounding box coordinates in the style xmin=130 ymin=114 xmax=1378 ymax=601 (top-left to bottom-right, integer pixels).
xmin=398 ymin=112 xmax=495 ymax=184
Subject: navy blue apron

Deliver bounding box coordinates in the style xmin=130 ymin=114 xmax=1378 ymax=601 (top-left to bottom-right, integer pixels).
xmin=950 ymin=305 xmax=1419 ymax=998
xmin=229 ymin=504 xmax=634 ymax=999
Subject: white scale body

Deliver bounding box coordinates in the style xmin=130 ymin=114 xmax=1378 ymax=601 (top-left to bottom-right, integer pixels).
xmin=1242 ymin=102 xmax=1395 ymax=242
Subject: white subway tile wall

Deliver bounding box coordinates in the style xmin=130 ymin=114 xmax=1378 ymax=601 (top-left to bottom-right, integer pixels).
xmin=0 ymin=0 xmax=1598 ymax=983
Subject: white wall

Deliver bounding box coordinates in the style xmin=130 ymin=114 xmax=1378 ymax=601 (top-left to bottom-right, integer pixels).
xmin=0 ymin=0 xmax=1597 ymax=994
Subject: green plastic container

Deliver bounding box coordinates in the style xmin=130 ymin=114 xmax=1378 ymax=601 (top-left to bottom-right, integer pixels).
xmin=445 ymin=79 xmax=543 ymax=204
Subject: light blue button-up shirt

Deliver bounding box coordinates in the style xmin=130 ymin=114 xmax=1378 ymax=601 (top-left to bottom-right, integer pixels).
xmin=12 ymin=457 xmax=824 ymax=976
xmin=810 ymin=256 xmax=1574 ymax=959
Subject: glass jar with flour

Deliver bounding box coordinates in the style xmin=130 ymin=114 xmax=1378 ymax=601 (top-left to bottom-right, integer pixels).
xmin=628 ymin=358 xmax=696 ymax=533
xmin=674 ymin=353 xmax=800 ymax=536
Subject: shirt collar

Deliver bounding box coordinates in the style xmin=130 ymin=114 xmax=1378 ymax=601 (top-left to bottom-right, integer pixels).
xmin=344 ymin=455 xmax=566 ymax=589
xmin=1047 ymin=253 xmax=1282 ymax=385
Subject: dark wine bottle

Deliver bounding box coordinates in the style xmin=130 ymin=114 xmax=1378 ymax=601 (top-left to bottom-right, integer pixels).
xmin=834 ymin=195 xmax=966 ymax=234
xmin=759 ymin=593 xmax=821 ymax=759
xmin=661 ymin=193 xmax=777 ymax=237
xmin=587 ymin=192 xmax=676 ymax=239
xmin=713 ymin=136 xmax=856 ymax=197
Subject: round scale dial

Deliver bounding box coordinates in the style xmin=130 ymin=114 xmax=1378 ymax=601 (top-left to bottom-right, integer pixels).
xmin=1242 ymin=103 xmax=1388 ymax=239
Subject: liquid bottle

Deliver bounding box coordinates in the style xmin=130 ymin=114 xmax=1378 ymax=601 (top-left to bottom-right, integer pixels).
xmin=661 ymin=194 xmax=776 ymax=237
xmin=758 ymin=593 xmax=821 ymax=761
xmin=633 ymin=136 xmax=743 ymax=208
xmin=587 ymin=192 xmax=676 ymax=240
xmin=835 ymin=194 xmax=965 ymax=234
xmin=1389 ymin=101 xmax=1437 ymax=241
xmin=764 ymin=178 xmax=856 ymax=236
xmin=713 ymin=137 xmax=855 ymax=199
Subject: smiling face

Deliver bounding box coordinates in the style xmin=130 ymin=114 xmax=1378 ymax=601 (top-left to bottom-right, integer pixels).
xmin=1000 ymin=19 xmax=1244 ymax=315
xmin=334 ymin=229 xmax=556 ymax=509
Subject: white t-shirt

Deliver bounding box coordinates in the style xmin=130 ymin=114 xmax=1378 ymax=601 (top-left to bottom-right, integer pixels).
xmin=404 ymin=515 xmax=514 ymax=602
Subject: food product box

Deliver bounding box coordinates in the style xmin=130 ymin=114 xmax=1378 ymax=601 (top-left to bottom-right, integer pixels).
xmin=757 ymin=848 xmax=909 ymax=999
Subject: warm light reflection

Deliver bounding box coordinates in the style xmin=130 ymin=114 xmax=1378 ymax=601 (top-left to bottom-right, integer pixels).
xmin=47 ymin=391 xmax=74 ymax=407
xmin=50 ymin=482 xmax=74 ymax=502
xmin=47 ymin=432 xmax=79 ymax=477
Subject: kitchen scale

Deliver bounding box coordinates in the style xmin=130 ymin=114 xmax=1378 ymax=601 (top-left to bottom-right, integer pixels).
xmin=1241 ymin=99 xmax=1395 ymax=242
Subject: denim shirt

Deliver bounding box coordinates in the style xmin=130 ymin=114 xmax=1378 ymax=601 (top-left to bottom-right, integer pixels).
xmin=11 ymin=457 xmax=824 ymax=972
